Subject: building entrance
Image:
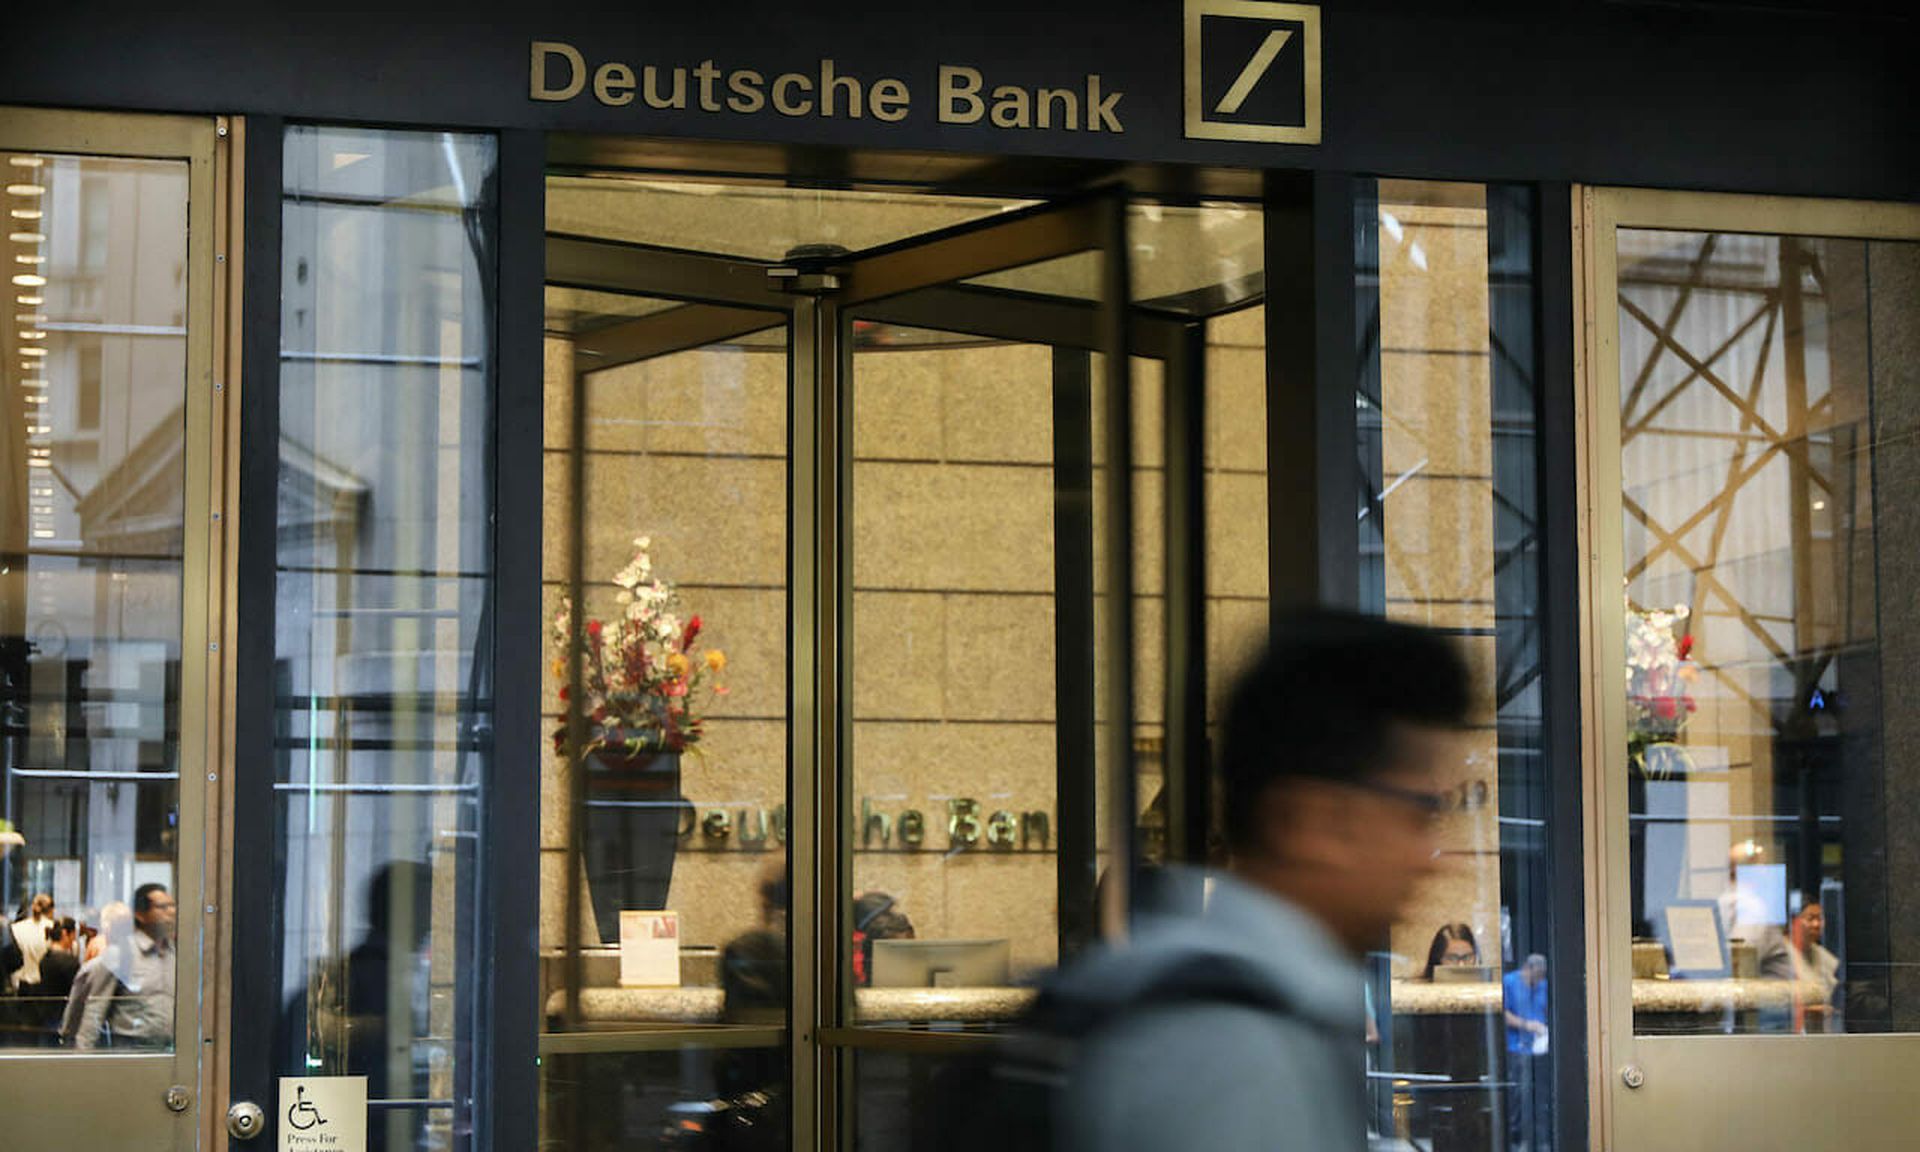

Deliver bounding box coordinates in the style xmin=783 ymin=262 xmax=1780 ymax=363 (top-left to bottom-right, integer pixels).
xmin=535 ymin=168 xmax=1271 ymax=1148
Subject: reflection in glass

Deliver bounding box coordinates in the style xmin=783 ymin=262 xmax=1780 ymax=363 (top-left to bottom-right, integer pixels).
xmin=2 ymin=150 xmax=188 ymax=1051
xmin=1619 ymin=230 xmax=1920 ymax=1037
xmin=274 ymin=127 xmax=496 ymax=1150
xmin=1358 ymin=180 xmax=1552 ymax=1150
xmin=539 ymin=270 xmax=791 ymax=1150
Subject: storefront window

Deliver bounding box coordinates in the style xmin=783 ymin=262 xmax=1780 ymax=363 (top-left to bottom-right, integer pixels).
xmin=1615 ymin=228 xmax=1920 ymax=1036
xmin=1 ymin=149 xmax=189 ymax=1052
xmin=1358 ymin=180 xmax=1555 ymax=1150
xmin=274 ymin=125 xmax=497 ymax=1149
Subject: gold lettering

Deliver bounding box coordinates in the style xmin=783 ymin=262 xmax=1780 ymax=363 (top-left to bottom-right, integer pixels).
xmin=821 ymin=58 xmax=862 ymax=118
xmin=771 ymin=802 xmax=788 ymax=844
xmin=986 ymin=810 xmax=1018 ymax=849
xmin=870 ymin=78 xmax=910 ymax=122
xmin=862 ymin=798 xmax=892 ymax=848
xmin=990 ymin=85 xmax=1030 ymax=129
xmin=898 ymin=809 xmax=925 ymax=847
xmin=530 ymin=41 xmax=586 ymax=102
xmin=938 ymin=65 xmax=984 ymax=124
xmin=772 ymin=72 xmax=814 ymax=116
xmin=694 ymin=59 xmax=724 ymax=112
xmin=593 ymin=62 xmax=635 ymax=107
xmin=1087 ymin=74 xmax=1123 ymax=132
xmin=1037 ymin=87 xmax=1079 ymax=130
xmin=1021 ymin=811 xmax=1050 ymax=849
xmin=643 ymin=65 xmax=687 ymax=110
xmin=947 ymin=798 xmax=982 ymax=847
xmin=701 ymin=809 xmax=732 ymax=842
xmin=727 ymin=70 xmax=766 ymax=114
xmin=738 ymin=808 xmax=771 ymax=848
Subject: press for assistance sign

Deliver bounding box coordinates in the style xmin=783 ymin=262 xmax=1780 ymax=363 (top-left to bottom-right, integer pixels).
xmin=278 ymin=1076 xmax=366 ymax=1152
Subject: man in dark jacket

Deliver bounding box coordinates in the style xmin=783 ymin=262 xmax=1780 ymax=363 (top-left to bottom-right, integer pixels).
xmin=1053 ymin=609 xmax=1472 ymax=1152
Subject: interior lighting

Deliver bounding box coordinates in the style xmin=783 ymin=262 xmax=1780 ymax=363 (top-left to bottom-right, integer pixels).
xmin=19 ymin=346 xmax=46 ymax=357
xmin=31 ymin=529 xmax=54 ymax=539
xmin=1381 ymin=212 xmax=1405 ymax=243
xmin=16 ymin=312 xmax=47 ymax=323
xmin=23 ymin=394 xmax=47 ymax=404
xmin=7 ymin=157 xmax=45 ymax=168
xmin=12 ymin=273 xmax=46 ymax=287
xmin=6 ymin=185 xmax=45 ymax=197
xmin=14 ymin=254 xmax=46 ymax=265
xmin=9 ymin=232 xmax=44 ymax=244
xmin=9 ymin=209 xmax=42 ymax=221
xmin=26 ymin=425 xmax=50 ymax=436
xmin=21 ymin=377 xmax=47 ymax=388
xmin=17 ymin=294 xmax=43 ymax=305
xmin=28 ymin=459 xmax=50 ymax=468
xmin=19 ymin=329 xmax=46 ymax=340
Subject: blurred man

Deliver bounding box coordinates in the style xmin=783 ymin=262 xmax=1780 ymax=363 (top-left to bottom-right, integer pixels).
xmin=1051 ymin=609 xmax=1471 ymax=1152
xmin=62 ymin=885 xmax=175 ymax=1048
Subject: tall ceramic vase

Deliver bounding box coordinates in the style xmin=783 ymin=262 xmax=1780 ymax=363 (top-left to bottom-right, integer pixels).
xmin=581 ymin=748 xmax=688 ymax=944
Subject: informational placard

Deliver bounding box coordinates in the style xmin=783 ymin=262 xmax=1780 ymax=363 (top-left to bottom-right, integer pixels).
xmin=278 ymin=1076 xmax=366 ymax=1152
xmin=1663 ymin=901 xmax=1729 ymax=978
xmin=620 ymin=910 xmax=681 ymax=987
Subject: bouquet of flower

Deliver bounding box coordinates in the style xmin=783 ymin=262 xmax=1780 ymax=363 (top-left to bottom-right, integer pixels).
xmin=1625 ymin=593 xmax=1698 ymax=777
xmin=551 ymin=536 xmax=727 ymax=759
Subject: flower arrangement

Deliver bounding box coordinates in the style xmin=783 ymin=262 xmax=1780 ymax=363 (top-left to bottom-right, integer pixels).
xmin=551 ymin=536 xmax=727 ymax=759
xmin=1625 ymin=593 xmax=1699 ymax=778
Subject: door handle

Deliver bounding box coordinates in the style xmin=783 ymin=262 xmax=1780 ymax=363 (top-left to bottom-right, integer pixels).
xmin=227 ymin=1101 xmax=266 ymax=1141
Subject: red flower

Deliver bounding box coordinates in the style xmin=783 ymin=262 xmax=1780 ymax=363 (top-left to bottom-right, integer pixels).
xmin=682 ymin=615 xmax=702 ymax=652
xmin=1653 ymin=696 xmax=1678 ymax=721
xmin=1677 ymin=635 xmax=1694 ymax=660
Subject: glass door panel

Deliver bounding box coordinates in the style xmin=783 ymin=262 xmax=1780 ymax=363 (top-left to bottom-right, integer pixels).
xmin=0 ymin=108 xmax=219 ymax=1150
xmin=1587 ymin=189 xmax=1920 ymax=1148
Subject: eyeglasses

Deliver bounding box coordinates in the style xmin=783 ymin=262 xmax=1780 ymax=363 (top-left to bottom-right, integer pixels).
xmin=1340 ymin=777 xmax=1451 ymax=821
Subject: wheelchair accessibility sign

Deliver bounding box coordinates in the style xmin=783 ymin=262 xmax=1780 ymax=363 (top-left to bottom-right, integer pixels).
xmin=277 ymin=1076 xmax=366 ymax=1152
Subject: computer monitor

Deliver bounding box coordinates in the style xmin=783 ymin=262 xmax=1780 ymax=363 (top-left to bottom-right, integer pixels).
xmin=870 ymin=938 xmax=1011 ymax=988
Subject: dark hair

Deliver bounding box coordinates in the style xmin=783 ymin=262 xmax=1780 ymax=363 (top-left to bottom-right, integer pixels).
xmin=1221 ymin=609 xmax=1472 ymax=851
xmin=1421 ymin=922 xmax=1480 ymax=980
xmin=133 ymin=883 xmax=169 ymax=916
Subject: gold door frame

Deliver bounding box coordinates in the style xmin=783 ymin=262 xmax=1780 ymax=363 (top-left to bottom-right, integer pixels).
xmin=0 ymin=106 xmax=237 ymax=1149
xmin=1575 ymin=186 xmax=1920 ymax=1151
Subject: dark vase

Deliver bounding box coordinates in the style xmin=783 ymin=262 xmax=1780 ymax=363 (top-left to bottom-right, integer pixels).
xmin=581 ymin=748 xmax=690 ymax=945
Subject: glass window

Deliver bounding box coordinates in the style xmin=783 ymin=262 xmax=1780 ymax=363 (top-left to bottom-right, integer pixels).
xmin=273 ymin=126 xmax=496 ymax=1150
xmin=1358 ymin=180 xmax=1555 ymax=1151
xmin=2 ymin=149 xmax=189 ymax=1052
xmin=1616 ymin=228 xmax=1920 ymax=1036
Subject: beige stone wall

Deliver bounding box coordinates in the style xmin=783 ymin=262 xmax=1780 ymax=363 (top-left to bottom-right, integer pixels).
xmin=1371 ymin=198 xmax=1508 ymax=977
xmin=540 ymin=302 xmax=1272 ymax=982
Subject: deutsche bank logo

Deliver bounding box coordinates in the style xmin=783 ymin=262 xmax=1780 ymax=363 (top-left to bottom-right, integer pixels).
xmin=1184 ymin=0 xmax=1321 ymax=144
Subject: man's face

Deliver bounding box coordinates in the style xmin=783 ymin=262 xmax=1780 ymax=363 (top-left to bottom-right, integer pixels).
xmin=1342 ymin=725 xmax=1450 ymax=938
xmin=138 ymin=890 xmax=177 ymax=942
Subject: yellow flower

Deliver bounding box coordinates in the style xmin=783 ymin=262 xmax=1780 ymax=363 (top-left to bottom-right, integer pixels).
xmin=551 ymin=659 xmax=565 ymax=679
xmin=705 ymin=650 xmax=727 ymax=673
xmin=666 ymin=652 xmax=691 ymax=678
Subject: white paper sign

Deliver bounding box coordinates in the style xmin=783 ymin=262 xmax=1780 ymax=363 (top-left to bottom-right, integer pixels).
xmin=1666 ymin=904 xmax=1726 ymax=974
xmin=620 ymin=909 xmax=681 ymax=987
xmin=278 ymin=1076 xmax=366 ymax=1152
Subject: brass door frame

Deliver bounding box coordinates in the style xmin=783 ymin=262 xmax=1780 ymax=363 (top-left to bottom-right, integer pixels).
xmin=0 ymin=106 xmax=237 ymax=1150
xmin=1575 ymin=186 xmax=1920 ymax=1151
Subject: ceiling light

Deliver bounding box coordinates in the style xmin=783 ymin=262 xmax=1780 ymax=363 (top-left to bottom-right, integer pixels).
xmin=19 ymin=330 xmax=46 ymax=340
xmin=32 ymin=529 xmax=54 ymax=539
xmin=23 ymin=394 xmax=47 ymax=405
xmin=14 ymin=254 xmax=46 ymax=265
xmin=9 ymin=232 xmax=44 ymax=244
xmin=21 ymin=377 xmax=47 ymax=388
xmin=17 ymin=294 xmax=43 ymax=305
xmin=26 ymin=426 xmax=49 ymax=435
xmin=12 ymin=273 xmax=46 ymax=287
xmin=20 ymin=346 xmax=46 ymax=357
xmin=7 ymin=157 xmax=45 ymax=168
xmin=1812 ymin=499 xmax=1827 ymax=511
xmin=6 ymin=185 xmax=45 ymax=197
xmin=16 ymin=313 xmax=46 ymax=323
xmin=28 ymin=459 xmax=49 ymax=468
xmin=9 ymin=209 xmax=42 ymax=221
